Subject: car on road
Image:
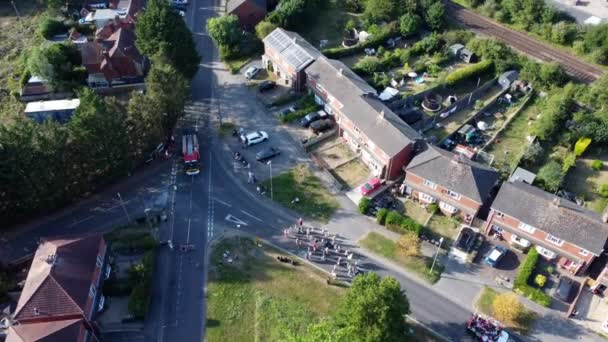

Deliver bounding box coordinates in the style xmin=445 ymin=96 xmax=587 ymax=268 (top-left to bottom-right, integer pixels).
xmin=240 ymin=131 xmax=268 ymax=146
xmin=258 ymin=80 xmax=276 ymax=92
xmin=256 ymin=147 xmax=280 ymax=162
xmin=360 ymin=177 xmax=382 ymax=196
xmin=244 ymin=66 xmax=261 ymax=80
xmin=555 ymin=276 xmax=576 ymax=302
xmin=310 ymin=118 xmax=334 ymax=134
xmin=300 ymin=110 xmax=327 ymax=127
xmin=484 ymin=245 xmax=507 ymax=268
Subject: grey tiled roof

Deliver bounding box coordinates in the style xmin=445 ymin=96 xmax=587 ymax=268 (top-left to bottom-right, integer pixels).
xmin=405 ymin=145 xmax=498 ymax=203
xmin=492 ymin=180 xmax=608 ymax=254
xmin=227 ymin=0 xmax=266 ymax=13
xmin=263 ymin=28 xmax=320 ymax=72
xmin=305 ymin=57 xmax=421 ymax=157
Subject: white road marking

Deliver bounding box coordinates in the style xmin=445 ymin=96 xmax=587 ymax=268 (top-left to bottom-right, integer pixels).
xmin=69 ymin=215 xmax=94 ymax=227
xmin=186 ymin=219 xmax=192 ymax=244
xmin=213 ymin=198 xmax=232 ymax=207
xmin=225 ymin=214 xmax=248 ymax=226
xmin=240 ymin=210 xmax=262 ymax=222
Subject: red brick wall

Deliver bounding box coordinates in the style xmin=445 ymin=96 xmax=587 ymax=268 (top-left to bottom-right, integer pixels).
xmin=265 ymin=45 xmax=299 ymax=85
xmin=485 ymin=209 xmax=597 ymax=264
xmin=387 ymin=144 xmax=414 ymax=179
xmin=405 ymin=173 xmax=482 ymax=214
xmin=230 ymin=1 xmax=266 ymax=28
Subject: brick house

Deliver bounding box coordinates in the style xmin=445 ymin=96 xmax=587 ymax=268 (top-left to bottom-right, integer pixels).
xmin=262 ymin=28 xmax=321 ymax=92
xmin=305 ymin=57 xmax=422 ymax=179
xmin=6 ymin=234 xmax=110 ymax=342
xmin=484 ymin=180 xmax=608 ymax=275
xmin=227 ymin=0 xmax=267 ymax=28
xmin=403 ymin=145 xmax=499 ymax=222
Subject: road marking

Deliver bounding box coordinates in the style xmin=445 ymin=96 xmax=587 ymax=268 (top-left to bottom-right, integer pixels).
xmin=186 ymin=219 xmax=192 ymax=244
xmin=69 ymin=215 xmax=94 ymax=227
xmin=225 ymin=214 xmax=248 ymax=226
xmin=240 ymin=210 xmax=262 ymax=222
xmin=213 ymin=198 xmax=232 ymax=207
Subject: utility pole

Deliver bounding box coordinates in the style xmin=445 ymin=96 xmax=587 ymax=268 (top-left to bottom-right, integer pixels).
xmin=117 ymin=192 xmax=131 ymax=223
xmin=430 ymin=237 xmax=444 ymax=274
xmin=10 ymin=1 xmax=20 ymax=18
xmin=267 ymin=160 xmax=273 ymax=200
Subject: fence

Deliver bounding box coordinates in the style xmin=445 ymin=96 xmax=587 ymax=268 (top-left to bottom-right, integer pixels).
xmin=303 ymin=128 xmax=338 ymax=152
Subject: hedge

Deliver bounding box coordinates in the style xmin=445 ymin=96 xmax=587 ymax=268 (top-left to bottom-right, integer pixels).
xmin=376 ymin=208 xmax=389 ymax=225
xmin=513 ymin=248 xmax=552 ymax=307
xmin=574 ymin=137 xmax=592 ymax=156
xmin=359 ymin=197 xmax=372 ymax=215
xmin=323 ymin=22 xmax=400 ymax=59
xmin=384 ymin=210 xmax=422 ymax=236
xmin=385 ymin=210 xmax=403 ymax=226
xmin=445 ymin=59 xmax=493 ymax=86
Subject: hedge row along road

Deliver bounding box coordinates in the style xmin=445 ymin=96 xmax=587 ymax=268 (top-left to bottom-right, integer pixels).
xmin=444 ymin=1 xmax=605 ymax=83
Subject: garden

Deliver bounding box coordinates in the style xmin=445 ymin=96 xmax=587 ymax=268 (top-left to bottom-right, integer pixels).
xmin=475 ymin=287 xmax=537 ymax=333
xmin=564 ymin=149 xmax=608 ymax=213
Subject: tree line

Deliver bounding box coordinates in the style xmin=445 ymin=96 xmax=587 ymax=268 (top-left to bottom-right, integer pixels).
xmin=0 ymin=0 xmax=198 ymax=224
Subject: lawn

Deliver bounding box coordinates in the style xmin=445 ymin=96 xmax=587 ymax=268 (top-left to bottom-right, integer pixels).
xmin=475 ymin=287 xmax=537 ymax=333
xmin=331 ymin=159 xmax=370 ymax=189
xmin=404 ymin=200 xmax=431 ymax=225
xmin=206 ymin=237 xmax=346 ymax=342
xmin=564 ymin=148 xmax=608 ymax=213
xmin=296 ymin=2 xmax=359 ymax=49
xmin=359 ymin=232 xmax=443 ymax=283
xmin=225 ymin=55 xmax=254 ymax=74
xmin=425 ymin=213 xmax=459 ymax=246
xmin=262 ymin=164 xmax=340 ymax=222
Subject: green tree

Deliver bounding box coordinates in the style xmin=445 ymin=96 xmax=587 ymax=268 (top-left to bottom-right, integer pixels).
xmin=536 ymin=160 xmax=564 ymax=192
xmin=363 ymin=0 xmax=398 ymax=22
xmin=531 ymin=84 xmax=576 ymax=140
xmin=135 ymin=0 xmax=200 ymax=78
xmin=255 ymin=20 xmax=277 ymax=41
xmin=146 ymin=59 xmax=190 ymax=134
xmin=126 ymin=93 xmax=165 ymax=163
xmin=423 ymin=1 xmax=445 ymax=31
xmin=399 ymin=13 xmax=422 ymax=37
xmin=268 ymin=0 xmax=307 ymax=28
xmin=37 ymin=17 xmax=67 ymax=39
xmin=207 ymin=15 xmax=243 ymax=49
xmin=27 ymin=43 xmax=84 ymax=92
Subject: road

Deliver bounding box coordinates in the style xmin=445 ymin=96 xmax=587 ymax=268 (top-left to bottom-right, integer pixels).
xmin=444 ymin=0 xmax=605 ymax=83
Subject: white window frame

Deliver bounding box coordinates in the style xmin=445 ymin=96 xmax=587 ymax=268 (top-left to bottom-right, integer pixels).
xmin=419 ymin=193 xmax=436 ymax=203
xmin=517 ymin=222 xmax=536 ymax=234
xmin=447 ymin=190 xmax=461 ymax=200
xmin=536 ymin=246 xmax=557 ymax=259
xmin=315 ymin=83 xmax=325 ymax=93
xmin=96 ymin=255 xmax=103 ymax=268
xmin=580 ymin=249 xmax=590 ymax=257
xmin=423 ymin=179 xmax=437 ymax=190
xmin=439 ymin=201 xmax=457 ymax=213
xmin=495 ymin=211 xmax=504 ymax=218
xmin=491 ymin=224 xmax=503 ymax=234
xmin=545 ymin=234 xmax=564 ymax=247
xmin=89 ymin=285 xmax=96 ymax=299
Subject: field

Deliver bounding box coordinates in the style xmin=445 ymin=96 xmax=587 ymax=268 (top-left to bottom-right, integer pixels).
xmin=205 ymin=237 xmax=346 ymax=342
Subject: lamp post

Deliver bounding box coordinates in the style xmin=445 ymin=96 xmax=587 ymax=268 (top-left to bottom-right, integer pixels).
xmin=267 ymin=160 xmax=273 ymax=200
xmin=430 ymin=237 xmax=444 ymax=274
xmin=117 ymin=192 xmax=131 ymax=223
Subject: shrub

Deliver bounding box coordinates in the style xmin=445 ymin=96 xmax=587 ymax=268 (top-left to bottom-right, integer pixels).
xmin=592 ymin=160 xmax=603 ymax=171
xmin=493 ymin=293 xmax=524 ymax=324
xmin=323 ymin=21 xmax=399 ymax=58
xmin=534 ymin=274 xmax=547 ymax=288
xmin=397 ymin=231 xmax=421 ymax=257
xmin=513 ymin=248 xmax=552 ymax=307
xmin=38 ymin=18 xmax=66 ymax=39
xmin=400 ymin=217 xmax=423 ymax=236
xmin=128 ymin=283 xmax=150 ymax=319
xmin=562 ymin=152 xmax=576 ymax=173
xmin=546 ymin=266 xmax=555 ymax=274
xmin=359 ymin=197 xmax=372 ymax=214
xmin=385 ymin=210 xmax=404 ymax=226
xmin=598 ymin=184 xmax=608 ymax=198
xmin=536 ymin=160 xmax=564 ymax=192
xmin=574 ymin=137 xmax=592 ymax=156
xmin=445 ymin=59 xmax=493 ymax=86
xmin=376 ymin=208 xmax=389 ymax=225
xmin=427 ymin=203 xmax=439 ymax=214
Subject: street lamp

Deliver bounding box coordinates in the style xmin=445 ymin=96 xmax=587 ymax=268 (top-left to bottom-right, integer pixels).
xmin=117 ymin=192 xmax=131 ymax=223
xmin=267 ymin=160 xmax=273 ymax=200
xmin=430 ymin=237 xmax=444 ymax=274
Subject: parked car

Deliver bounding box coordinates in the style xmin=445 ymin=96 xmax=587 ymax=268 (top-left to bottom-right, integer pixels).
xmin=244 ymin=66 xmax=260 ymax=80
xmin=256 ymin=147 xmax=280 ymax=162
xmin=360 ymin=178 xmax=382 ymax=196
xmin=484 ymin=245 xmax=507 ymax=268
xmin=310 ymin=118 xmax=334 ymax=134
xmin=555 ymin=277 xmax=576 ymax=303
xmin=240 ymin=131 xmax=269 ymax=146
xmin=171 ymin=0 xmax=188 ymax=5
xmin=279 ymin=106 xmax=296 ymax=118
xmin=258 ymin=80 xmax=276 ymax=92
xmin=300 ymin=110 xmax=327 ymax=128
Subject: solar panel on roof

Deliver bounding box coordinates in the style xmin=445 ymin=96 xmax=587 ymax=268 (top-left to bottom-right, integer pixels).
xmin=266 ymin=29 xmax=293 ymax=52
xmin=284 ymin=45 xmax=313 ymax=70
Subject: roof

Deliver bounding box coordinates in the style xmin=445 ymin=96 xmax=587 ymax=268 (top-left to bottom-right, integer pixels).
xmin=227 ymin=0 xmax=267 ymax=13
xmin=25 ymin=99 xmax=80 ymax=113
xmin=492 ymin=181 xmax=608 ymax=254
xmin=263 ymin=28 xmax=321 ymax=72
xmin=306 ymin=57 xmax=421 ymax=157
xmin=405 ymin=145 xmax=499 ymax=202
xmin=509 ymin=167 xmax=536 ymax=184
xmin=7 ymin=318 xmax=88 ymax=342
xmin=92 ymin=8 xmax=128 ymax=21
xmin=14 ymin=234 xmax=105 ymax=322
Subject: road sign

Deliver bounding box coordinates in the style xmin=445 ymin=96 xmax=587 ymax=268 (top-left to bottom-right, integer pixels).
xmin=225 ymin=214 xmax=248 ymax=226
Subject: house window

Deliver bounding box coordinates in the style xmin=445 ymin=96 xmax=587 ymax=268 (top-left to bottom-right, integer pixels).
xmin=545 ymin=234 xmax=564 ymax=246
xmin=495 ymin=211 xmax=504 ymax=218
xmin=96 ymin=255 xmax=103 ymax=268
xmin=419 ymin=193 xmax=436 ymax=203
xmin=517 ymin=222 xmax=536 ymax=234
xmin=354 ymin=127 xmax=361 ymax=135
xmin=439 ymin=201 xmax=457 ymax=213
xmin=490 ymin=224 xmax=503 ymax=234
xmin=510 ymin=234 xmax=531 ymax=247
xmin=447 ymin=190 xmax=461 ymax=200
xmin=580 ymin=249 xmax=590 ymax=256
xmin=536 ymin=246 xmax=557 ymax=259
xmin=89 ymin=285 xmax=96 ymax=299
xmin=423 ymin=179 xmax=437 ymax=190
xmin=315 ymin=83 xmax=325 ymax=93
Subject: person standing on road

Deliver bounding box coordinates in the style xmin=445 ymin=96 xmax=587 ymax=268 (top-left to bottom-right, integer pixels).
xmin=298 ymin=217 xmax=303 ymax=227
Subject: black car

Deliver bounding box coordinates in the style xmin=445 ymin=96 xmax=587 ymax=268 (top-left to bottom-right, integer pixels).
xmin=300 ymin=111 xmax=326 ymax=127
xmin=256 ymin=147 xmax=280 ymax=162
xmin=310 ymin=118 xmax=334 ymax=134
xmin=279 ymin=106 xmax=296 ymax=118
xmin=555 ymin=277 xmax=577 ymax=302
xmin=258 ymin=80 xmax=276 ymax=92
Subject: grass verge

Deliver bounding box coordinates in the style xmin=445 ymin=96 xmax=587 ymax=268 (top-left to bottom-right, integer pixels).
xmin=425 ymin=214 xmax=459 ymax=246
xmin=218 ymin=122 xmax=236 ymax=137
xmin=475 ymin=287 xmax=537 ymax=333
xmin=262 ymin=164 xmax=339 ymax=222
xmin=206 ymin=236 xmax=346 ymax=342
xmin=225 ymin=56 xmax=253 ymax=74
xmin=359 ymin=232 xmax=443 ymax=283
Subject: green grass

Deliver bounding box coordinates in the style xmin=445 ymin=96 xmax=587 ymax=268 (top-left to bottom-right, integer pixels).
xmin=218 ymin=122 xmax=236 ymax=137
xmin=403 ymin=200 xmax=431 ymax=225
xmin=296 ymin=3 xmax=359 ymax=49
xmin=475 ymin=287 xmax=537 ymax=333
xmin=262 ymin=164 xmax=339 ymax=222
xmin=425 ymin=214 xmax=459 ymax=246
xmin=359 ymin=232 xmax=443 ymax=283
xmin=331 ymin=159 xmax=370 ymax=189
xmin=225 ymin=56 xmax=253 ymax=74
xmin=206 ymin=237 xmax=346 ymax=342
xmin=564 ymin=148 xmax=608 ymax=213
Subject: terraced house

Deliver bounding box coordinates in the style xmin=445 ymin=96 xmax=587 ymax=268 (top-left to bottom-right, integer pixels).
xmin=403 ymin=145 xmax=499 ymax=223
xmin=485 ymin=180 xmax=608 ymax=275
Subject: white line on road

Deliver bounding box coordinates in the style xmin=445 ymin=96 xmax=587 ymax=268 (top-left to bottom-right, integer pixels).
xmin=240 ymin=210 xmax=262 ymax=222
xmin=225 ymin=214 xmax=248 ymax=226
xmin=69 ymin=215 xmax=94 ymax=227
xmin=187 ymin=219 xmax=192 ymax=244
xmin=213 ymin=198 xmax=232 ymax=207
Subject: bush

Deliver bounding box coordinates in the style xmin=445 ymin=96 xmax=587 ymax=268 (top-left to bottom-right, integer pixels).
xmin=359 ymin=197 xmax=372 ymax=214
xmin=598 ymin=184 xmax=608 ymax=198
xmin=562 ymin=152 xmax=576 ymax=173
xmin=534 ymin=274 xmax=547 ymax=288
xmin=385 ymin=210 xmax=404 ymax=226
xmin=376 ymin=208 xmax=389 ymax=225
xmin=536 ymin=160 xmax=564 ymax=192
xmin=128 ymin=283 xmax=150 ymax=319
xmin=574 ymin=137 xmax=592 ymax=156
xmin=445 ymin=59 xmax=493 ymax=86
xmin=592 ymin=159 xmax=603 ymax=171
xmin=323 ymin=21 xmax=399 ymax=58
xmin=38 ymin=18 xmax=67 ymax=39
xmin=400 ymin=217 xmax=423 ymax=236
xmin=427 ymin=203 xmax=439 ymax=214
xmin=513 ymin=248 xmax=552 ymax=307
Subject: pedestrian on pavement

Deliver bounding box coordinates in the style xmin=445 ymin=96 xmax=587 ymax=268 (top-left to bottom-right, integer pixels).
xmin=295 ymin=237 xmax=300 ymax=247
xmin=347 ymin=253 xmax=353 ymax=261
xmin=337 ymin=256 xmax=342 ymax=266
xmin=321 ymin=251 xmax=326 ymax=262
xmin=332 ymin=235 xmax=337 ymax=244
xmin=297 ymin=225 xmax=303 ymax=234
xmin=307 ymin=250 xmax=313 ymax=260
xmin=306 ymin=227 xmax=311 ymax=236
xmin=354 ymin=259 xmax=359 ymax=267
xmin=299 ymin=217 xmax=303 ymax=227
xmin=324 ymin=246 xmax=329 ymax=255
xmin=334 ymin=244 xmax=339 ymax=253
xmin=347 ymin=266 xmax=352 ymax=277
xmin=283 ymin=229 xmax=288 ymax=238
xmin=344 ymin=249 xmax=349 ymax=257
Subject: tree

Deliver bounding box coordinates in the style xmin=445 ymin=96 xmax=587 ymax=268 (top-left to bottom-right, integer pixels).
xmin=467 ymin=37 xmax=518 ymax=72
xmin=268 ymin=0 xmax=307 ymax=28
xmin=363 ymin=0 xmax=398 ymax=22
xmin=146 ymin=59 xmax=190 ymax=135
xmin=126 ymin=93 xmax=165 ymax=163
xmin=37 ymin=17 xmax=67 ymax=39
xmin=334 ymin=273 xmax=410 ymax=342
xmin=423 ymin=1 xmax=445 ymax=31
xmin=397 ymin=231 xmax=421 ymax=257
xmin=135 ymin=0 xmax=200 ymax=78
xmin=493 ymin=293 xmax=524 ymax=324
xmin=207 ymin=15 xmax=243 ymax=49
xmin=27 ymin=43 xmax=84 ymax=91
xmin=255 ymin=20 xmax=277 ymax=41
xmin=531 ymin=84 xmax=576 ymax=140
xmin=521 ymin=141 xmax=543 ymax=164
xmin=358 ymin=197 xmax=372 ymax=214
xmin=43 ymin=0 xmax=64 ymax=10
xmin=536 ymin=160 xmax=564 ymax=192
xmin=399 ymin=13 xmax=422 ymax=37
